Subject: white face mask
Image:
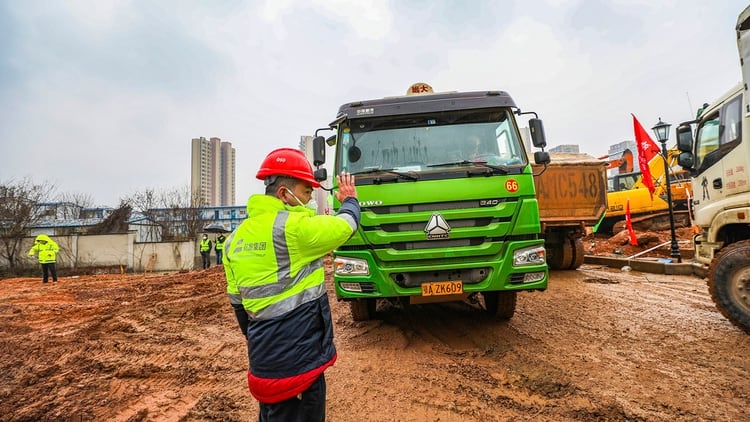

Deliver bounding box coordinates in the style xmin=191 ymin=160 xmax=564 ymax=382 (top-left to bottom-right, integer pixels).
xmin=286 ymin=189 xmax=317 ymax=212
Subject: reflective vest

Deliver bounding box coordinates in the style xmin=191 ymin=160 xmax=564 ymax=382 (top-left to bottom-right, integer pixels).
xmin=224 ymin=194 xmax=356 ymax=318
xmin=200 ymin=238 xmax=211 ymax=252
xmin=215 ymin=235 xmax=225 ymax=251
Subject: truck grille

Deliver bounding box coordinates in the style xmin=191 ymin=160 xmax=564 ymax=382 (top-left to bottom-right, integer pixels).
xmin=363 ymin=198 xmax=516 ymax=215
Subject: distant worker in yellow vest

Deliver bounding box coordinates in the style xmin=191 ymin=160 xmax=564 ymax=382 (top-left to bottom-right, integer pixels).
xmin=28 ymin=234 xmax=59 ymax=284
xmin=215 ymin=233 xmax=226 ymax=265
xmin=224 ymin=147 xmax=360 ymax=421
xmin=199 ymin=234 xmax=212 ymax=269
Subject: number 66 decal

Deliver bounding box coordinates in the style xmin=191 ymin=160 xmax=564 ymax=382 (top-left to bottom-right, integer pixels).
xmin=505 ymin=179 xmax=519 ymax=193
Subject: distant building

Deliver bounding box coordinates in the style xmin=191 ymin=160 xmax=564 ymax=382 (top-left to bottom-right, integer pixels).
xmin=518 ymin=126 xmax=531 ymax=151
xmin=191 ymin=137 xmax=236 ymax=206
xmin=605 ymin=140 xmax=638 ymax=178
xmin=29 ymin=201 xmax=247 ymax=242
xmin=549 ymin=144 xmax=580 ymax=153
xmin=607 ymin=140 xmax=636 ymax=157
xmin=30 ymin=202 xmax=115 ymax=236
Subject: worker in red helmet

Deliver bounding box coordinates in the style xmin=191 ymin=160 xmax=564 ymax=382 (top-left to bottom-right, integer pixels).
xmin=223 ymin=147 xmax=360 ymax=421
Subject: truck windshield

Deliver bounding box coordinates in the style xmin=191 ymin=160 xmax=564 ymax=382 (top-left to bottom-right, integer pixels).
xmin=337 ymin=109 xmax=526 ymax=175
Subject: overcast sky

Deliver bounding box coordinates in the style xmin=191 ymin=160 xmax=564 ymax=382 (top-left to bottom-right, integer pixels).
xmin=1 ymin=0 xmax=746 ymax=207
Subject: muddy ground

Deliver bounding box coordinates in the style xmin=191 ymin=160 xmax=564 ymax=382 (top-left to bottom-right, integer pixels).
xmin=1 ymin=247 xmax=748 ymax=421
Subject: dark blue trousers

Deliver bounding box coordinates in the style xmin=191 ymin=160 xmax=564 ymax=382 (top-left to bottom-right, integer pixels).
xmin=258 ymin=374 xmax=326 ymax=422
xmin=41 ymin=263 xmax=57 ymax=283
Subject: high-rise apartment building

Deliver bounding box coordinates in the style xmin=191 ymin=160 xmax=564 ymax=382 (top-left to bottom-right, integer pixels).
xmin=191 ymin=137 xmax=236 ymax=206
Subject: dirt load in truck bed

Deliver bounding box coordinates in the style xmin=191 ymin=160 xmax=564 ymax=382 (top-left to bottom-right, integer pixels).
xmin=1 ymin=256 xmax=747 ymax=421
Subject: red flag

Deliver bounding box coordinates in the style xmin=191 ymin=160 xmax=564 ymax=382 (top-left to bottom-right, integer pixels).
xmin=632 ymin=114 xmax=660 ymax=200
xmin=625 ymin=199 xmax=638 ymax=246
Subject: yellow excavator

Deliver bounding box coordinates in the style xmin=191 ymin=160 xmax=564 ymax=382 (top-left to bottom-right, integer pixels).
xmin=599 ymin=147 xmax=692 ymax=234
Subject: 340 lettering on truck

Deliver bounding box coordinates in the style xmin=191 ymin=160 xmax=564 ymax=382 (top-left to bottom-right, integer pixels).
xmin=675 ymin=5 xmax=750 ymax=334
xmin=309 ymin=83 xmax=552 ymax=321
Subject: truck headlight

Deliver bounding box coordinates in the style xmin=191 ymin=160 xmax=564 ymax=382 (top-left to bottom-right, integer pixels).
xmin=334 ymin=257 xmax=370 ymax=275
xmin=513 ymin=246 xmax=546 ymax=266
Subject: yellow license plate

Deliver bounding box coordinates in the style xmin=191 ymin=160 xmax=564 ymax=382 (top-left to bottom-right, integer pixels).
xmin=421 ymin=280 xmax=463 ymax=296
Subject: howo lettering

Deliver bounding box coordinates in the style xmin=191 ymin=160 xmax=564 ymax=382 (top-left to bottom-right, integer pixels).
xmin=310 ymin=83 xmax=551 ymax=321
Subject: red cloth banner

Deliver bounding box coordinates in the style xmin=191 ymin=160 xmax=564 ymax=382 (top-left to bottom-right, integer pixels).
xmin=625 ymin=199 xmax=638 ymax=246
xmin=632 ymin=114 xmax=660 ymax=200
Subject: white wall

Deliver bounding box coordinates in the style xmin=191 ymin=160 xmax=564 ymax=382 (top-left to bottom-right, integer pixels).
xmin=3 ymin=233 xmax=198 ymax=273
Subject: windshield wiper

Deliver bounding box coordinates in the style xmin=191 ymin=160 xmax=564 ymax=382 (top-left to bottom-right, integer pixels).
xmin=427 ymin=160 xmax=509 ymax=174
xmin=352 ymin=167 xmax=419 ymax=181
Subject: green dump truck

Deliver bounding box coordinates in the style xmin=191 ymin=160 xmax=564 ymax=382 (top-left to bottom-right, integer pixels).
xmin=311 ymin=83 xmax=552 ymax=321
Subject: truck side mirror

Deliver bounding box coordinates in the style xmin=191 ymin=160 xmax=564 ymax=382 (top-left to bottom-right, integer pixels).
xmin=534 ymin=151 xmax=550 ymax=165
xmin=529 ymin=118 xmax=547 ymax=148
xmin=677 ymin=152 xmax=694 ymax=170
xmin=314 ymin=168 xmax=328 ymax=183
xmin=676 ymin=125 xmax=694 ymax=152
xmin=326 ymin=135 xmax=336 ymax=146
xmin=312 ymin=136 xmax=326 ymax=166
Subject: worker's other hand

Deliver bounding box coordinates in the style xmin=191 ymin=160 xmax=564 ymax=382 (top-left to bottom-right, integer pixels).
xmin=334 ymin=171 xmax=357 ymax=202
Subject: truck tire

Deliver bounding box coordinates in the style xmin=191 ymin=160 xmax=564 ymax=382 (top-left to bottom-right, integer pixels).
xmin=483 ymin=291 xmax=517 ymax=319
xmin=547 ymin=239 xmax=573 ymax=270
xmin=349 ymin=299 xmax=376 ymax=321
xmin=708 ymin=240 xmax=750 ymax=334
xmin=568 ymin=238 xmax=585 ymax=270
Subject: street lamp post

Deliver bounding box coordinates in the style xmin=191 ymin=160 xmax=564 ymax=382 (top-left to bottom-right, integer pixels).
xmin=651 ymin=117 xmax=682 ymax=263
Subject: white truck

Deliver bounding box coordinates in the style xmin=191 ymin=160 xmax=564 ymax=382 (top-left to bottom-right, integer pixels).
xmin=676 ymin=5 xmax=750 ymax=333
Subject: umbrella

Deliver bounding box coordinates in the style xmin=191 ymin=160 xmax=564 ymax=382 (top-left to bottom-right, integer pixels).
xmin=204 ymin=222 xmax=230 ymax=233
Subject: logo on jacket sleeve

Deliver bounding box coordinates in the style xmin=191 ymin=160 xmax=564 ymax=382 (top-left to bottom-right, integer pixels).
xmin=425 ymin=213 xmax=450 ymax=239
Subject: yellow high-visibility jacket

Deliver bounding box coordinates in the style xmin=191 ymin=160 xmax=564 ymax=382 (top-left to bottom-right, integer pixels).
xmin=28 ymin=234 xmax=59 ymax=264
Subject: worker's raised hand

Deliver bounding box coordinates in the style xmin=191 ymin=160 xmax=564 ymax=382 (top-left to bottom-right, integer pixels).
xmin=335 ymin=171 xmax=357 ymax=202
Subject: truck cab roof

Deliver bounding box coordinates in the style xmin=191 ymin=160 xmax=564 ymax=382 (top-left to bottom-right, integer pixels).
xmin=333 ymin=90 xmax=517 ymax=124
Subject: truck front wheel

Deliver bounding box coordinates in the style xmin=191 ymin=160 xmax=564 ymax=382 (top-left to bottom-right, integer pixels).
xmin=349 ymin=299 xmax=376 ymax=321
xmin=708 ymin=240 xmax=750 ymax=334
xmin=482 ymin=291 xmax=517 ymax=319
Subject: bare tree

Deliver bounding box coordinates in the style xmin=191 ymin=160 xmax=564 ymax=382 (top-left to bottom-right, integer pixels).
xmin=160 ymin=184 xmax=206 ymax=240
xmin=89 ymin=200 xmax=132 ymax=234
xmin=123 ymin=184 xmax=208 ymax=241
xmin=0 ymin=178 xmax=56 ymax=270
xmin=56 ymin=191 xmax=94 ymax=216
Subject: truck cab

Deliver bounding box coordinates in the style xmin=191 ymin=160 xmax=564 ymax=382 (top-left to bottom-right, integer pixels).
xmin=674 ymin=5 xmax=750 ymax=333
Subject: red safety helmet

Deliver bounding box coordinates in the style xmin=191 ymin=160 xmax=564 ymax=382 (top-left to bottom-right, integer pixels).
xmin=256 ymin=148 xmax=321 ymax=187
